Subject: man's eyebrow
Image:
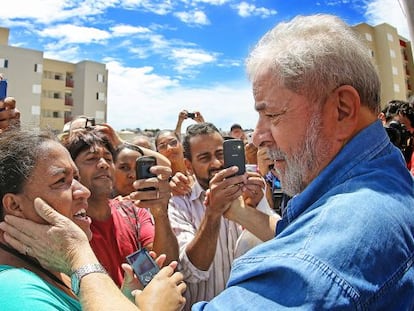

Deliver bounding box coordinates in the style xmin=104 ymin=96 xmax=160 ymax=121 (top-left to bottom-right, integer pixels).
xmin=196 ymin=152 xmax=210 ymax=159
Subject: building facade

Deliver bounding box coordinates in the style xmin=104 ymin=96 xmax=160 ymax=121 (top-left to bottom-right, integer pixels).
xmin=0 ymin=27 xmax=108 ymax=132
xmin=352 ymin=22 xmax=414 ymax=107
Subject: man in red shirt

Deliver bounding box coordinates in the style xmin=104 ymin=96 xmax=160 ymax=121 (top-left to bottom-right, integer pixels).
xmin=64 ymin=128 xmax=178 ymax=287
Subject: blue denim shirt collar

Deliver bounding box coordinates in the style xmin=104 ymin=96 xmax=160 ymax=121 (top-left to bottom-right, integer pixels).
xmin=277 ymin=120 xmax=390 ymax=234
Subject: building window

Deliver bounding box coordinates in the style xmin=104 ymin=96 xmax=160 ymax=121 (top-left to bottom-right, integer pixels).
xmin=66 ymin=72 xmax=74 ymax=87
xmin=394 ymin=83 xmax=400 ymax=93
xmin=387 ymin=33 xmax=394 ymax=42
xmin=390 ymin=49 xmax=396 ymax=58
xmin=34 ymin=64 xmax=43 ymax=73
xmin=32 ymin=106 xmax=40 ymax=116
xmin=54 ymin=73 xmax=63 ymax=81
xmin=96 ymin=92 xmax=105 ymax=101
xmin=32 ymin=84 xmax=41 ymax=94
xmin=0 ymin=59 xmax=8 ymax=68
xmin=97 ymin=73 xmax=105 ymax=83
xmin=392 ymin=66 xmax=398 ymax=76
xmin=365 ymin=33 xmax=372 ymax=41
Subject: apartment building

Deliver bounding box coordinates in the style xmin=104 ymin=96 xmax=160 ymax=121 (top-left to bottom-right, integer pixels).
xmin=0 ymin=27 xmax=108 ymax=132
xmin=353 ymin=22 xmax=414 ymax=107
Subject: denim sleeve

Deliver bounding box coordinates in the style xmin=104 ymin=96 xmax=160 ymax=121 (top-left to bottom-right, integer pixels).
xmin=193 ymin=252 xmax=359 ymax=310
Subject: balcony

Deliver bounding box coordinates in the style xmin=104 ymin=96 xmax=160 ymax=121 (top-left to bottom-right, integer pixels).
xmin=65 ymin=96 xmax=73 ymax=106
xmin=65 ymin=79 xmax=74 ymax=88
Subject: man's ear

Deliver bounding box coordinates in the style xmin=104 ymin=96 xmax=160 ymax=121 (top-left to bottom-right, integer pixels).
xmin=2 ymin=194 xmax=25 ymax=217
xmin=184 ymin=158 xmax=193 ymax=174
xmin=331 ymin=85 xmax=361 ymax=140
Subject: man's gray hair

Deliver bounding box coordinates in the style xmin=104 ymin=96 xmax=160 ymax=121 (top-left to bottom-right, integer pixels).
xmin=246 ymin=14 xmax=381 ymax=113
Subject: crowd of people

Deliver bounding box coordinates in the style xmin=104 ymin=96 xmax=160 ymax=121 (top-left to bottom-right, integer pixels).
xmin=0 ymin=13 xmax=414 ymax=310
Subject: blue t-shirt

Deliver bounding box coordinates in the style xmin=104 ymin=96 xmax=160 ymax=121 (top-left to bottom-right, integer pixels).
xmin=194 ymin=120 xmax=414 ymax=310
xmin=0 ymin=265 xmax=81 ymax=310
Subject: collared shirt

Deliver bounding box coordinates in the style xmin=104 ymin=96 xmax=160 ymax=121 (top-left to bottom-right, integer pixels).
xmin=168 ymin=181 xmax=243 ymax=310
xmin=194 ymin=120 xmax=414 ymax=310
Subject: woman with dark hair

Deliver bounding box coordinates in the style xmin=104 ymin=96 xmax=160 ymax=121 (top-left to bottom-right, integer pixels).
xmin=0 ymin=129 xmax=186 ymax=311
xmin=155 ymin=130 xmax=194 ymax=195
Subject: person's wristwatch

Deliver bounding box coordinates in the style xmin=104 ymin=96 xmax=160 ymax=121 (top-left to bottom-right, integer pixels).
xmin=71 ymin=263 xmax=107 ymax=296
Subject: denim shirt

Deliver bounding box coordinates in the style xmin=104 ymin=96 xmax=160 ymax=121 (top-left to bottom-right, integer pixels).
xmin=194 ymin=120 xmax=414 ymax=311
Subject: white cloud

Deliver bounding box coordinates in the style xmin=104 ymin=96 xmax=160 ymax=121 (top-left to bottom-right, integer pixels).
xmin=365 ymin=0 xmax=409 ymax=39
xmin=120 ymin=0 xmax=174 ymax=15
xmin=106 ymin=60 xmax=255 ymax=132
xmin=38 ymin=24 xmax=111 ymax=44
xmin=235 ymin=2 xmax=277 ymax=18
xmin=171 ymin=48 xmax=217 ymax=72
xmin=192 ymin=0 xmax=230 ymax=5
xmin=174 ymin=10 xmax=210 ymax=25
xmin=0 ymin=0 xmax=116 ymax=24
xmin=110 ymin=24 xmax=151 ymax=36
xmin=43 ymin=45 xmax=81 ymax=63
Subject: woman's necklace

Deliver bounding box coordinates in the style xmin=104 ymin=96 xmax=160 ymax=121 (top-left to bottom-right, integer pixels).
xmin=0 ymin=243 xmax=71 ymax=291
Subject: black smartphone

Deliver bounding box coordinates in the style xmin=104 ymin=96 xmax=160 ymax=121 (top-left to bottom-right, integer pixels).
xmin=223 ymin=139 xmax=246 ymax=175
xmin=126 ymin=248 xmax=160 ymax=287
xmin=187 ymin=112 xmax=196 ymax=119
xmin=136 ymin=156 xmax=157 ymax=191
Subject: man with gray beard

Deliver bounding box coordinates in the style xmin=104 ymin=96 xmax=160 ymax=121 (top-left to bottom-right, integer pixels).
xmin=2 ymin=14 xmax=413 ymax=311
xmin=193 ymin=14 xmax=414 ymax=310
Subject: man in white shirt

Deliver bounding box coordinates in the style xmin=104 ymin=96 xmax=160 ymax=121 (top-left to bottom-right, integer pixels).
xmin=168 ymin=122 xmax=276 ymax=310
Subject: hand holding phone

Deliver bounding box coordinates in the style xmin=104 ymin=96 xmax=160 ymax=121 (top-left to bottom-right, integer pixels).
xmin=187 ymin=112 xmax=196 ymax=119
xmin=223 ymin=139 xmax=246 ymax=175
xmin=126 ymin=248 xmax=160 ymax=287
xmin=136 ymin=156 xmax=157 ymax=191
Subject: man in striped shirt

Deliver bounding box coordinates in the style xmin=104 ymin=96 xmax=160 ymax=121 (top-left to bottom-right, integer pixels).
xmin=168 ymin=122 xmax=271 ymax=310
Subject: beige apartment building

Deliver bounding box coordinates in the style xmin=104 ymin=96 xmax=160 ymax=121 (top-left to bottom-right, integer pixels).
xmin=353 ymin=22 xmax=414 ymax=107
xmin=0 ymin=27 xmax=108 ymax=132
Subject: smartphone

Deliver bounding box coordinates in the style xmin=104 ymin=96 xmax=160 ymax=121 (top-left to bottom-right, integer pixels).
xmin=246 ymin=131 xmax=254 ymax=145
xmin=223 ymin=139 xmax=246 ymax=175
xmin=126 ymin=248 xmax=160 ymax=287
xmin=136 ymin=156 xmax=157 ymax=191
xmin=187 ymin=112 xmax=196 ymax=119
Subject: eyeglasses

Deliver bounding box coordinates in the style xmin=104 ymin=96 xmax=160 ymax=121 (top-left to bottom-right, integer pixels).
xmin=157 ymin=138 xmax=179 ymax=151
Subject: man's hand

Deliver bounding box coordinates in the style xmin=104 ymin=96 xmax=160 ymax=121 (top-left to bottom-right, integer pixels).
xmin=206 ymin=166 xmax=246 ymax=218
xmin=243 ymin=172 xmax=265 ymax=207
xmin=0 ymin=97 xmax=20 ymax=133
xmin=169 ymin=172 xmax=193 ymax=196
xmin=130 ymin=165 xmax=172 ymax=216
xmin=135 ymin=261 xmax=186 ymax=311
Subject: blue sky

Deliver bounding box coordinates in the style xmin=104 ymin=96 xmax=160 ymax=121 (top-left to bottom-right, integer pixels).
xmin=0 ymin=0 xmax=409 ymax=132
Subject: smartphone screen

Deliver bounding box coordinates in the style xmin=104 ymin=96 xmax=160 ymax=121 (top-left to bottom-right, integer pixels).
xmin=126 ymin=248 xmax=160 ymax=287
xmin=136 ymin=156 xmax=157 ymax=192
xmin=136 ymin=156 xmax=157 ymax=179
xmin=223 ymin=139 xmax=246 ymax=175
